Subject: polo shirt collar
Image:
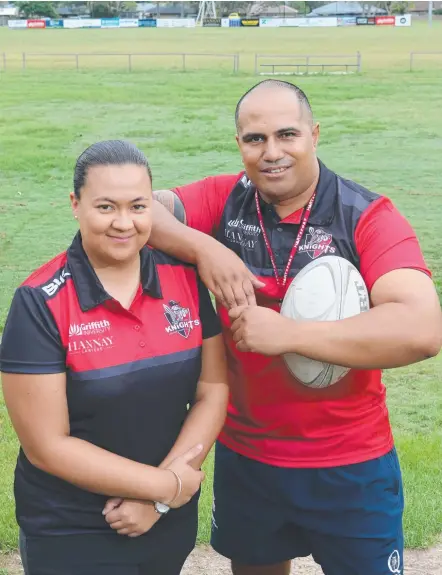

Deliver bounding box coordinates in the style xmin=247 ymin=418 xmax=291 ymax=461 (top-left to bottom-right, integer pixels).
xmin=67 ymin=232 xmax=162 ymax=312
xmin=246 ymin=158 xmax=337 ymax=226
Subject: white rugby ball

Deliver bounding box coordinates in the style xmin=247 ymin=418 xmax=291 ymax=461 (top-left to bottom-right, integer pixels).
xmin=280 ymin=256 xmax=369 ymax=388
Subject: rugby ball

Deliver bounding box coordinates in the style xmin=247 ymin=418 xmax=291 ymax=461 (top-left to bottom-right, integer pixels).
xmin=280 ymin=256 xmax=369 ymax=388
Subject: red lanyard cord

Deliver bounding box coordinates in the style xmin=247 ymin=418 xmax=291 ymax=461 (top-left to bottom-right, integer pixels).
xmin=255 ymin=190 xmax=316 ymax=288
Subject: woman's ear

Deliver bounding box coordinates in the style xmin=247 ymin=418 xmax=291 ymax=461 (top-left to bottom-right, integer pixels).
xmin=70 ymin=192 xmax=79 ymax=220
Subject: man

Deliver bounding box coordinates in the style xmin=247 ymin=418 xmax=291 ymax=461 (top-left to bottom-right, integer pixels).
xmin=148 ymin=80 xmax=442 ymax=575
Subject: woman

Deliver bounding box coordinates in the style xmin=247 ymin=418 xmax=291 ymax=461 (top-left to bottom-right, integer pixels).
xmin=0 ymin=140 xmax=229 ymax=575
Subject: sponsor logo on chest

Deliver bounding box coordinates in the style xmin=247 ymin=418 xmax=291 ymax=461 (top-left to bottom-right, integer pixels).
xmin=224 ymin=218 xmax=261 ymax=250
xmin=68 ymin=318 xmax=114 ymax=354
xmin=68 ymin=336 xmax=114 ymax=354
xmin=163 ymin=300 xmax=200 ymax=338
xmin=69 ymin=319 xmax=111 ymax=337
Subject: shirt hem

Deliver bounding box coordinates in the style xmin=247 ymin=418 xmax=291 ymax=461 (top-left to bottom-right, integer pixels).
xmin=217 ymin=435 xmax=395 ymax=468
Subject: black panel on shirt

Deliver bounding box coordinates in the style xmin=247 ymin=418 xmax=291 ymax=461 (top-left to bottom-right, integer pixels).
xmin=197 ymin=276 xmax=221 ymax=340
xmin=0 ymin=286 xmax=65 ymax=374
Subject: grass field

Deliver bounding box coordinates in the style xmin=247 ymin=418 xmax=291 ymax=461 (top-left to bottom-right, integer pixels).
xmin=0 ymin=21 xmax=442 ymax=555
xmin=1 ymin=20 xmax=442 ymax=72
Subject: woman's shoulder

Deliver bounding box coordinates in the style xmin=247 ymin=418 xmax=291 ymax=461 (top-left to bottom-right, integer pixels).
xmin=20 ymin=250 xmax=69 ymax=290
xmin=147 ymin=246 xmax=196 ymax=271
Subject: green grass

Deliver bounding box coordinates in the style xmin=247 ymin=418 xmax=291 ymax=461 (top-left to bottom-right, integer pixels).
xmin=0 ymin=22 xmax=442 ymax=554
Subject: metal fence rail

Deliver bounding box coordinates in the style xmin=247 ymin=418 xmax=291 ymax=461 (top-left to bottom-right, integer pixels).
xmin=1 ymin=51 xmax=240 ymax=72
xmin=0 ymin=51 xmax=367 ymax=75
xmin=255 ymin=52 xmax=362 ymax=75
xmin=409 ymin=51 xmax=442 ymax=71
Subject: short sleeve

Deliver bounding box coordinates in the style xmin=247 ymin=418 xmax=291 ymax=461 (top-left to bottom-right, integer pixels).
xmin=355 ymin=196 xmax=431 ymax=292
xmin=197 ymin=277 xmax=221 ymax=340
xmin=0 ymin=286 xmax=66 ymax=374
xmin=173 ymin=173 xmax=243 ymax=236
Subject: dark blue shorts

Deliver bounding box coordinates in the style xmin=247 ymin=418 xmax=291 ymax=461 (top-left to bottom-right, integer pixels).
xmin=211 ymin=442 xmax=404 ymax=574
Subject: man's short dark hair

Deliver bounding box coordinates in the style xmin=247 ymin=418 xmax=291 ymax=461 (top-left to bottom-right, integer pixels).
xmin=235 ymin=79 xmax=313 ymax=130
xmin=73 ymin=140 xmax=152 ymax=199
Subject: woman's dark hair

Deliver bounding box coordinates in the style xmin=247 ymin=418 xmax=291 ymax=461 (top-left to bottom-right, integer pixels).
xmin=73 ymin=140 xmax=152 ymax=198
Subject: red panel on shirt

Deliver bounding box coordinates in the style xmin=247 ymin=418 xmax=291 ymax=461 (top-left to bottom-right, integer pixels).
xmin=355 ymin=196 xmax=431 ymax=291
xmin=173 ymin=173 xmax=243 ymax=235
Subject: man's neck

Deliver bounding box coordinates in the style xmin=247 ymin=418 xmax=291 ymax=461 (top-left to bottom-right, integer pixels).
xmin=273 ymin=186 xmax=316 ymax=220
xmin=264 ymin=174 xmax=319 ymax=220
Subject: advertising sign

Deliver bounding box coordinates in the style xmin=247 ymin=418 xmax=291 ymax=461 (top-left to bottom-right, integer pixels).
xmin=395 ymin=14 xmax=411 ymax=26
xmin=375 ymin=16 xmax=395 ymax=25
xmin=8 ymin=19 xmax=28 ymax=28
xmin=47 ymin=19 xmax=64 ymax=28
xmin=156 ymin=18 xmax=196 ymax=28
xmin=356 ymin=16 xmax=375 ymax=25
xmin=337 ymin=16 xmax=357 ymax=26
xmin=241 ymin=18 xmax=259 ymax=26
xmin=139 ymin=18 xmax=157 ymax=27
xmin=27 ymin=19 xmax=46 ymax=28
xmin=101 ymin=18 xmax=120 ymax=28
xmin=297 ymin=17 xmax=338 ymax=27
xmin=221 ymin=18 xmax=230 ymax=27
xmin=203 ymin=18 xmax=221 ymax=27
xmin=120 ymin=18 xmax=139 ymax=28
xmin=63 ymin=18 xmax=101 ymax=28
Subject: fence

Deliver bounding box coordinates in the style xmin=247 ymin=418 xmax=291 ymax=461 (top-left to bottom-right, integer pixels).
xmin=1 ymin=51 xmax=240 ymax=73
xmin=255 ymin=52 xmax=362 ymax=75
xmin=409 ymin=51 xmax=442 ymax=71
xmin=4 ymin=51 xmax=441 ymax=74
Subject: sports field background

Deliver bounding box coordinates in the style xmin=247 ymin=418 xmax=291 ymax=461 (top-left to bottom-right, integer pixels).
xmin=0 ymin=21 xmax=441 ymax=553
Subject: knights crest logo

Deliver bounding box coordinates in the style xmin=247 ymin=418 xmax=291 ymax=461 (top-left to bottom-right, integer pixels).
xmin=300 ymin=226 xmax=336 ymax=259
xmin=163 ymin=300 xmax=200 ymax=338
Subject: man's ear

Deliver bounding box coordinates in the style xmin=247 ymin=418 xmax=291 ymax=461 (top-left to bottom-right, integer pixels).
xmin=312 ymin=123 xmax=320 ymax=150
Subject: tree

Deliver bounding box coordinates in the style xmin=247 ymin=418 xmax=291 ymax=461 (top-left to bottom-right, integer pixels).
xmin=215 ymin=2 xmax=255 ymax=16
xmin=14 ymin=1 xmax=59 ymax=18
xmin=369 ymin=1 xmax=411 ymax=14
xmin=87 ymin=1 xmax=136 ymax=18
xmin=390 ymin=1 xmax=411 ymax=14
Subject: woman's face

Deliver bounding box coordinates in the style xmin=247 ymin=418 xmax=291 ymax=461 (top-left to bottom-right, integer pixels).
xmin=70 ymin=164 xmax=153 ymax=266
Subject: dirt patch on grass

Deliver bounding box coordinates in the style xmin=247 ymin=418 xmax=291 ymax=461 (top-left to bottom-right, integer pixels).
xmin=1 ymin=542 xmax=442 ymax=574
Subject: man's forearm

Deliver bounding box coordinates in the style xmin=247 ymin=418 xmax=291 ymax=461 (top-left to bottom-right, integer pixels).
xmin=285 ymin=303 xmax=440 ymax=369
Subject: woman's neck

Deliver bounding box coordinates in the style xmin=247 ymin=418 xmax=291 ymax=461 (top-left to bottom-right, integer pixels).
xmin=85 ymin=247 xmax=141 ymax=309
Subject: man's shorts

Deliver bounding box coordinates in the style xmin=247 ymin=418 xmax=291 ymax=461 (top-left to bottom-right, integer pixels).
xmin=211 ymin=441 xmax=404 ymax=575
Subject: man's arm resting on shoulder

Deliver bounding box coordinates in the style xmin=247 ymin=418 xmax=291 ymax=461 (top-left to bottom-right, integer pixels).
xmin=150 ymin=190 xmax=201 ymax=264
xmin=150 ymin=190 xmax=264 ymax=307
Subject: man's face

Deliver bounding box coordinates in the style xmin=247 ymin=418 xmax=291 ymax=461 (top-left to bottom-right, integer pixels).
xmin=236 ymin=87 xmax=320 ymax=204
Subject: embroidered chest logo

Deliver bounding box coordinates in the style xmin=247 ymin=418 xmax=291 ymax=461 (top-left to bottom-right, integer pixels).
xmin=163 ymin=300 xmax=200 ymax=338
xmin=299 ymin=227 xmax=336 ymax=259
